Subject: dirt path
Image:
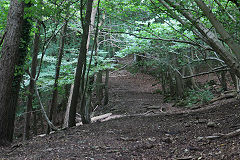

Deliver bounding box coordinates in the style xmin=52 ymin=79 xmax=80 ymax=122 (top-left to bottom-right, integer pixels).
xmin=1 ymin=70 xmax=240 ymax=159
xmin=98 ymin=70 xmax=183 ymax=116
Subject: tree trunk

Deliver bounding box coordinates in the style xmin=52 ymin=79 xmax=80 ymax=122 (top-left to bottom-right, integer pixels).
xmin=163 ymin=0 xmax=240 ymax=79
xmin=221 ymin=71 xmax=228 ymax=91
xmin=229 ymin=69 xmax=238 ymax=90
xmin=63 ymin=83 xmax=74 ymax=128
xmin=104 ymin=69 xmax=109 ymax=105
xmin=68 ymin=0 xmax=94 ymax=127
xmin=194 ymin=0 xmax=240 ymax=60
xmin=47 ymin=21 xmax=68 ymax=133
xmin=0 ymin=0 xmax=25 ymax=146
xmin=161 ymin=74 xmax=166 ymax=94
xmin=24 ymin=21 xmax=40 ymax=140
xmin=9 ymin=3 xmax=32 ymax=142
xmin=81 ymin=76 xmax=94 ymax=124
xmin=168 ymin=71 xmax=175 ymax=96
xmin=172 ymin=53 xmax=184 ymax=98
xmin=96 ymin=70 xmax=103 ymax=105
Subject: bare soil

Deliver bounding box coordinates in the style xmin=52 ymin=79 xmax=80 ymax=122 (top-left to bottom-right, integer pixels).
xmin=1 ymin=69 xmax=240 ymax=160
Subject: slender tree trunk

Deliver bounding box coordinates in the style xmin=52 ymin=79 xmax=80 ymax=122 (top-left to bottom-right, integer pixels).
xmin=188 ymin=64 xmax=198 ymax=90
xmin=229 ymin=69 xmax=238 ymax=90
xmin=168 ymin=71 xmax=175 ymax=96
xmin=172 ymin=53 xmax=184 ymax=98
xmin=81 ymin=76 xmax=94 ymax=124
xmin=104 ymin=69 xmax=109 ymax=105
xmin=68 ymin=0 xmax=94 ymax=127
xmin=194 ymin=0 xmax=240 ymax=60
xmin=64 ymin=0 xmax=97 ymax=127
xmin=96 ymin=70 xmax=103 ymax=105
xmin=161 ymin=74 xmax=166 ymax=94
xmin=32 ymin=109 xmax=38 ymax=135
xmin=60 ymin=84 xmax=71 ymax=126
xmin=63 ymin=83 xmax=74 ymax=128
xmin=80 ymin=0 xmax=100 ymax=124
xmin=0 ymin=0 xmax=25 ymax=146
xmin=221 ymin=71 xmax=228 ymax=91
xmin=163 ymin=0 xmax=240 ymax=79
xmin=47 ymin=21 xmax=68 ymax=133
xmin=24 ymin=21 xmax=40 ymax=140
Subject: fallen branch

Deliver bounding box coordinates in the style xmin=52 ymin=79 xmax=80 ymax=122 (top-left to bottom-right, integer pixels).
xmin=197 ymin=128 xmax=240 ymax=141
xmin=210 ymin=92 xmax=237 ymax=103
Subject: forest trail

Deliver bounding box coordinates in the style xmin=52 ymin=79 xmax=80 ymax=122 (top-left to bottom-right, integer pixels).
xmin=1 ymin=68 xmax=240 ymax=159
xmin=99 ymin=69 xmax=183 ymax=116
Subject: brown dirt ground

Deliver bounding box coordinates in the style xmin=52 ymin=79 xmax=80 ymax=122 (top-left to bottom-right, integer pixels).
xmin=1 ymin=69 xmax=240 ymax=160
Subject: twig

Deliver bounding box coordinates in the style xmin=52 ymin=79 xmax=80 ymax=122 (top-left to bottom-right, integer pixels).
xmin=0 ymin=31 xmax=6 ymax=46
xmin=26 ymin=69 xmax=59 ymax=131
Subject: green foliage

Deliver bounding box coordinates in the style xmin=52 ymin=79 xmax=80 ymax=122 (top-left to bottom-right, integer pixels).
xmin=0 ymin=0 xmax=9 ymax=31
xmin=11 ymin=0 xmax=239 ymax=117
xmin=185 ymin=89 xmax=214 ymax=106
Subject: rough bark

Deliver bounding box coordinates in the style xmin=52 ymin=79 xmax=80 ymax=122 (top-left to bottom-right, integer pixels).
xmin=0 ymin=0 xmax=25 ymax=146
xmin=9 ymin=3 xmax=32 ymax=142
xmin=68 ymin=0 xmax=94 ymax=127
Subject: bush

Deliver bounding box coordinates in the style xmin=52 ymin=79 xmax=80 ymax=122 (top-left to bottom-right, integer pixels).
xmin=185 ymin=89 xmax=214 ymax=106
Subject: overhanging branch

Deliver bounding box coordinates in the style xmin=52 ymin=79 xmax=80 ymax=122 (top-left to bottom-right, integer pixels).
xmin=101 ymin=30 xmax=212 ymax=49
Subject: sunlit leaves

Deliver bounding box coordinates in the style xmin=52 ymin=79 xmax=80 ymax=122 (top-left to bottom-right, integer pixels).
xmin=0 ymin=0 xmax=9 ymax=31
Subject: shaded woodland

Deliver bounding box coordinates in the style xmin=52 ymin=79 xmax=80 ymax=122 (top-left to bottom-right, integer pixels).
xmin=0 ymin=0 xmax=240 ymax=159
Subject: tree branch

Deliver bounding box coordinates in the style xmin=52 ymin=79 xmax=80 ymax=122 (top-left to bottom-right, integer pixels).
xmin=26 ymin=69 xmax=59 ymax=131
xmin=183 ymin=66 xmax=229 ymax=79
xmin=0 ymin=31 xmax=6 ymax=46
xmin=101 ymin=30 xmax=207 ymax=48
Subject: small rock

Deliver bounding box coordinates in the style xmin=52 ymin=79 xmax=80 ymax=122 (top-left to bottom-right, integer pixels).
xmin=197 ymin=119 xmax=207 ymax=124
xmin=207 ymin=121 xmax=217 ymax=128
xmin=147 ymin=137 xmax=156 ymax=142
xmin=205 ymin=135 xmax=220 ymax=140
xmin=162 ymin=137 xmax=172 ymax=143
xmin=46 ymin=148 xmax=53 ymax=152
xmin=196 ymin=137 xmax=204 ymax=141
xmin=189 ymin=146 xmax=203 ymax=151
xmin=161 ymin=107 xmax=166 ymax=112
xmin=184 ymin=148 xmax=189 ymax=152
xmin=185 ymin=123 xmax=191 ymax=127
